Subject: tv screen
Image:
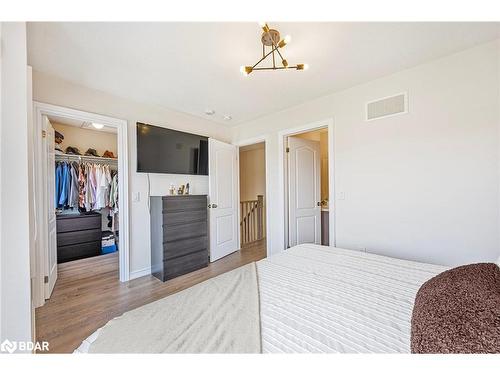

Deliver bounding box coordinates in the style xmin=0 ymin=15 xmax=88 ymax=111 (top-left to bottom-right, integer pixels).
xmin=136 ymin=122 xmax=208 ymax=175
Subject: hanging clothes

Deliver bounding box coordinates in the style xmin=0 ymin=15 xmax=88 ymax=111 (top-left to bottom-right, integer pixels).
xmin=58 ymin=162 xmax=71 ymax=208
xmin=109 ymin=172 xmax=118 ymax=213
xmin=85 ymin=163 xmax=96 ymax=211
xmin=55 ymin=158 xmax=118 ymax=213
xmin=78 ymin=163 xmax=86 ymax=209
xmin=68 ymin=162 xmax=80 ymax=208
xmin=55 ymin=162 xmax=63 ymax=208
xmin=95 ymin=164 xmax=112 ymax=209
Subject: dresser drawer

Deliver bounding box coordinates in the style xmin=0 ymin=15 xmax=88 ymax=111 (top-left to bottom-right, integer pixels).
xmin=163 ymin=221 xmax=207 ymax=242
xmin=57 ymin=214 xmax=101 ymax=233
xmin=57 ymin=241 xmax=101 ymax=263
xmin=163 ymin=250 xmax=208 ymax=280
xmin=162 ymin=196 xmax=207 ymax=212
xmin=163 ymin=209 xmax=207 ymax=226
xmin=57 ymin=228 xmax=101 ymax=247
xmin=163 ymin=236 xmax=207 ymax=260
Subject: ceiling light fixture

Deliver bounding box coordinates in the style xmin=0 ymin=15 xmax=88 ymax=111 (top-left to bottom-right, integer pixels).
xmin=223 ymin=115 xmax=232 ymax=121
xmin=240 ymin=22 xmax=308 ymax=76
xmin=92 ymin=123 xmax=104 ymax=129
xmin=204 ymin=109 xmax=215 ymax=116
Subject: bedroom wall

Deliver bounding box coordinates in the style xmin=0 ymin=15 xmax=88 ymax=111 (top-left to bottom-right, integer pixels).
xmin=232 ymin=40 xmax=500 ymax=267
xmin=0 ymin=22 xmax=33 ymax=347
xmin=32 ymin=71 xmax=232 ymax=278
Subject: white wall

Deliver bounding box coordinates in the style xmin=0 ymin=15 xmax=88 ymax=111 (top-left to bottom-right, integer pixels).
xmin=0 ymin=22 xmax=33 ymax=346
xmin=239 ymin=146 xmax=266 ymax=201
xmin=52 ymin=122 xmax=118 ymax=156
xmin=32 ymin=71 xmax=232 ymax=277
xmin=233 ymin=40 xmax=500 ymax=267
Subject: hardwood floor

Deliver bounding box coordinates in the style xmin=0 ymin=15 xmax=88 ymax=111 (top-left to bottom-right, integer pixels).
xmin=35 ymin=239 xmax=266 ymax=353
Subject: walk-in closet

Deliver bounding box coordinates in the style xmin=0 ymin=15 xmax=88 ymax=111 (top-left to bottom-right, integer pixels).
xmin=49 ymin=116 xmax=119 ymax=265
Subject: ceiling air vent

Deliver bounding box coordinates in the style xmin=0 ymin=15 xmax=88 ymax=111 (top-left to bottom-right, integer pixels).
xmin=366 ymin=92 xmax=408 ymax=121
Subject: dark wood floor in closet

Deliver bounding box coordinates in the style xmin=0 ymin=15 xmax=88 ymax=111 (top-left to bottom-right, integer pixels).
xmin=35 ymin=239 xmax=267 ymax=353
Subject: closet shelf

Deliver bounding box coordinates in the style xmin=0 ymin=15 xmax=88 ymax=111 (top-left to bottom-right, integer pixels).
xmin=55 ymin=154 xmax=118 ymax=165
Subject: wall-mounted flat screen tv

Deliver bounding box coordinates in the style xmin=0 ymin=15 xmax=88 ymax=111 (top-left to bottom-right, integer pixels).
xmin=136 ymin=122 xmax=208 ymax=175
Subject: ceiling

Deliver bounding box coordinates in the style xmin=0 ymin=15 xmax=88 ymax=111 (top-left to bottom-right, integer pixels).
xmin=240 ymin=142 xmax=265 ymax=152
xmin=28 ymin=22 xmax=500 ymax=126
xmin=48 ymin=114 xmax=117 ymax=134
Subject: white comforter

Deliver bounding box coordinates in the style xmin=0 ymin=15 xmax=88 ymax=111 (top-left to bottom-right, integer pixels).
xmin=76 ymin=244 xmax=446 ymax=353
xmin=258 ymin=244 xmax=446 ymax=353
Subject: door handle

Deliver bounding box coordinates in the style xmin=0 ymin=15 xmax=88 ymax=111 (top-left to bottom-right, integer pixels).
xmin=317 ymin=202 xmax=321 ymax=206
xmin=208 ymin=203 xmax=218 ymax=208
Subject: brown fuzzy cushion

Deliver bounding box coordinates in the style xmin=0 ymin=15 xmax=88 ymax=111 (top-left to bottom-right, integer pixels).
xmin=411 ymin=263 xmax=500 ymax=353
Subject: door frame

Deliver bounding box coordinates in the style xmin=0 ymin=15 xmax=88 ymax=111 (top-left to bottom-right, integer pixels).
xmin=33 ymin=102 xmax=130 ymax=308
xmin=278 ymin=118 xmax=335 ymax=252
xmin=234 ymin=135 xmax=271 ymax=257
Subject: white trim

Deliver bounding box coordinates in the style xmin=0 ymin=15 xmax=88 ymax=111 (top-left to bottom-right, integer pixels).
xmin=234 ymin=135 xmax=271 ymax=256
xmin=130 ymin=266 xmax=151 ymax=280
xmin=32 ymin=102 xmax=130 ymax=307
xmin=365 ymin=91 xmax=409 ymax=122
xmin=278 ymin=118 xmax=335 ymax=253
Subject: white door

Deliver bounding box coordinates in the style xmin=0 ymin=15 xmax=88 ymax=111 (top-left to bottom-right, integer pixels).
xmin=208 ymin=138 xmax=239 ymax=261
xmin=43 ymin=116 xmax=57 ymax=298
xmin=288 ymin=136 xmax=321 ymax=247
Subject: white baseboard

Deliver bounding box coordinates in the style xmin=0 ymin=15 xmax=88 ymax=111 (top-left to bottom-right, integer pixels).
xmin=129 ymin=266 xmax=151 ymax=280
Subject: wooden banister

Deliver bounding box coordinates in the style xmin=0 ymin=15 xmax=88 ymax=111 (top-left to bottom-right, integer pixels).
xmin=240 ymin=195 xmax=264 ymax=245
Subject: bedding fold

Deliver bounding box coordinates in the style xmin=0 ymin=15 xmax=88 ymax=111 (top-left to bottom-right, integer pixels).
xmin=85 ymin=262 xmax=261 ymax=353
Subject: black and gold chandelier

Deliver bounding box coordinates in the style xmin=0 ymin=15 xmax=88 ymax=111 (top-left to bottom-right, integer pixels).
xmin=240 ymin=22 xmax=308 ymax=76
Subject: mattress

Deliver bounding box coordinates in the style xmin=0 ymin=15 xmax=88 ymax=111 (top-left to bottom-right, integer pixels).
xmin=257 ymin=244 xmax=447 ymax=353
xmin=76 ymin=244 xmax=446 ymax=353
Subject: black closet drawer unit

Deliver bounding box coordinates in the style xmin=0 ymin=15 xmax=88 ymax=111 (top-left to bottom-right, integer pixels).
xmin=163 ymin=235 xmax=208 ymax=260
xmin=162 ymin=250 xmax=208 ymax=280
xmin=57 ymin=214 xmax=101 ymax=233
xmin=57 ymin=228 xmax=101 ymax=247
xmin=58 ymin=241 xmax=101 ymax=263
xmin=56 ymin=212 xmax=102 ymax=263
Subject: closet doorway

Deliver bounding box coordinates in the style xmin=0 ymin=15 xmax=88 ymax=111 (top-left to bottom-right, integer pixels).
xmin=279 ymin=119 xmax=335 ymax=251
xmin=33 ymin=103 xmax=129 ymax=308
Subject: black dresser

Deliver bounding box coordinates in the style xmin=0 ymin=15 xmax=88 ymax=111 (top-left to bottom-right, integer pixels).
xmin=56 ymin=212 xmax=102 ymax=263
xmin=150 ymin=195 xmax=209 ymax=282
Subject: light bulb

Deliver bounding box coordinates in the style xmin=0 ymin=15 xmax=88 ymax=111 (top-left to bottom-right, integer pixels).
xmin=258 ymin=21 xmax=270 ymax=33
xmin=240 ymin=66 xmax=253 ymax=76
xmin=92 ymin=123 xmax=104 ymax=129
xmin=278 ymin=34 xmax=292 ymax=48
xmin=303 ymin=63 xmax=309 ymax=70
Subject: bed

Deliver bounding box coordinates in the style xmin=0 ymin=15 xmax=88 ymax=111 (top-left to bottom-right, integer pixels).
xmin=75 ymin=244 xmax=448 ymax=353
